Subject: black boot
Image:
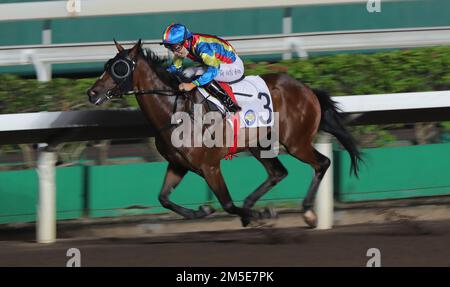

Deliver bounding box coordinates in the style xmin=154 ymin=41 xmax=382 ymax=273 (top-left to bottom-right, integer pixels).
xmin=204 ymin=80 xmax=241 ymax=113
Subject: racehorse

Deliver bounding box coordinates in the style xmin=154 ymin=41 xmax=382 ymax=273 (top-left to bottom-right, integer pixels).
xmin=87 ymin=39 xmax=362 ymax=227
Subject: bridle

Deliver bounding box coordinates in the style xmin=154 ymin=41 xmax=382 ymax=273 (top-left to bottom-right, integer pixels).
xmin=101 ymin=49 xmax=196 ymax=133
xmin=104 ymin=49 xmax=184 ymax=99
xmin=102 ymin=50 xmax=136 ymax=99
xmin=97 ymin=44 xmax=220 ymax=136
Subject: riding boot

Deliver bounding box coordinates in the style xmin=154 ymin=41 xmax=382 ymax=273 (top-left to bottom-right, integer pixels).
xmin=204 ymin=80 xmax=241 ymax=113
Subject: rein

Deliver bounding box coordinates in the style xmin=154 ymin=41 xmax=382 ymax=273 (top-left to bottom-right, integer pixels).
xmin=103 ymin=51 xmax=199 ymax=134
xmin=125 ymin=89 xmax=184 ymax=97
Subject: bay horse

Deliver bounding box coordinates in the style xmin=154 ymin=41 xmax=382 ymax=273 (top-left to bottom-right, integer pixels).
xmin=87 ymin=39 xmax=361 ymax=227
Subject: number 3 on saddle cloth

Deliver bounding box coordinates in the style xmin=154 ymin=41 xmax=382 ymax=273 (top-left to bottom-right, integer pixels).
xmin=197 ymin=76 xmax=275 ymax=160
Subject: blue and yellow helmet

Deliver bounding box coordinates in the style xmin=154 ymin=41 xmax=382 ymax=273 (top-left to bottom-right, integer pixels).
xmin=162 ymin=23 xmax=193 ymax=45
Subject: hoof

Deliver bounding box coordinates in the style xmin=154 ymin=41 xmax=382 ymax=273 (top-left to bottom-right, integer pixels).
xmin=199 ymin=205 xmax=216 ymax=217
xmin=240 ymin=208 xmax=277 ymax=228
xmin=303 ymin=210 xmax=317 ymax=228
xmin=241 ymin=216 xmax=251 ymax=227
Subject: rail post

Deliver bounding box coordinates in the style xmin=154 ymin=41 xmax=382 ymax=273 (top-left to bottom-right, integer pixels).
xmin=36 ymin=143 xmax=57 ymax=243
xmin=314 ymin=133 xmax=334 ymax=230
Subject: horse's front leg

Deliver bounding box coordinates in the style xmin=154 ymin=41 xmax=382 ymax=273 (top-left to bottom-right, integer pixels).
xmin=202 ymin=165 xmax=273 ymax=227
xmin=159 ymin=162 xmax=215 ymax=219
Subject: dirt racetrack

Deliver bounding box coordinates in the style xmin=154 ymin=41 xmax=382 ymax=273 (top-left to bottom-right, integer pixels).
xmin=0 ymin=219 xmax=449 ymax=267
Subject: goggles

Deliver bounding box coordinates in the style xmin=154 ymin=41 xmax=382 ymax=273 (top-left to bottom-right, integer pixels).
xmin=163 ymin=42 xmax=184 ymax=53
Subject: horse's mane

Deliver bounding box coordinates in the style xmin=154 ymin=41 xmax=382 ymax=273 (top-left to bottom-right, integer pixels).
xmin=141 ymin=48 xmax=179 ymax=89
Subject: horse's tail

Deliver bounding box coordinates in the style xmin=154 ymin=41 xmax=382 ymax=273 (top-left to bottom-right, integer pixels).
xmin=312 ymin=88 xmax=362 ymax=177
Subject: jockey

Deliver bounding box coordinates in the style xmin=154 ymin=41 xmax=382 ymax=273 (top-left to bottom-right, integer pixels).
xmin=161 ymin=23 xmax=243 ymax=112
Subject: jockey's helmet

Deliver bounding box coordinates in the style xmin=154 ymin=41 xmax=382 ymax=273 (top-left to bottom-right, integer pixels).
xmin=162 ymin=23 xmax=193 ymax=46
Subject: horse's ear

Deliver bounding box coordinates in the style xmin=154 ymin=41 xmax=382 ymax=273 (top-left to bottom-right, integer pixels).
xmin=129 ymin=39 xmax=142 ymax=58
xmin=113 ymin=38 xmax=125 ymax=52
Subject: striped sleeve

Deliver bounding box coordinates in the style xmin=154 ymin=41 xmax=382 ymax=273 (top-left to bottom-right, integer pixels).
xmin=191 ymin=50 xmax=220 ymax=86
xmin=192 ymin=65 xmax=219 ymax=86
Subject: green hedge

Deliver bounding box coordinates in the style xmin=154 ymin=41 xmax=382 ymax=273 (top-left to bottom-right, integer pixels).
xmin=0 ymin=45 xmax=449 ymax=114
xmin=245 ymin=46 xmax=450 ymax=96
xmin=0 ymin=75 xmax=131 ymax=113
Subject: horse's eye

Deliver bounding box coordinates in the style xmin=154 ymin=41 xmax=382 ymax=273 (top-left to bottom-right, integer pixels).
xmin=111 ymin=60 xmax=130 ymax=78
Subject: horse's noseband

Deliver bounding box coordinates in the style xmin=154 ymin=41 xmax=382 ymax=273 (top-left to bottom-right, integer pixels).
xmin=104 ymin=50 xmax=136 ymax=97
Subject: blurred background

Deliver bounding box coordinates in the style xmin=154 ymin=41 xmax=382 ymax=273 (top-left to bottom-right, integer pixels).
xmin=0 ymin=0 xmax=449 ymax=226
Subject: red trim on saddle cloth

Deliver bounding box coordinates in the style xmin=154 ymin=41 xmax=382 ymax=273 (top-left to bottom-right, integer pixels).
xmin=219 ymin=82 xmax=240 ymax=160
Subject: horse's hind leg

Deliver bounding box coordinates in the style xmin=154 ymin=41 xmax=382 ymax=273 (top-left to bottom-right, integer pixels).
xmin=202 ymin=165 xmax=272 ymax=227
xmin=287 ymin=144 xmax=330 ymax=228
xmin=243 ymin=148 xmax=288 ymax=209
xmin=159 ymin=163 xmax=215 ymax=219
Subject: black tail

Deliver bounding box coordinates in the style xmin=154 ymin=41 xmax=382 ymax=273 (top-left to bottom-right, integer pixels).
xmin=313 ymin=89 xmax=362 ymax=177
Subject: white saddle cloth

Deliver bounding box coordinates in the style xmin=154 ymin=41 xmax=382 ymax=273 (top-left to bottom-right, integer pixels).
xmin=198 ymin=75 xmax=274 ymax=128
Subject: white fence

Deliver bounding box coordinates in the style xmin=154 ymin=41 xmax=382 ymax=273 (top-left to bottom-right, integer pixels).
xmin=1 ymin=26 xmax=449 ymax=81
xmin=0 ymin=0 xmax=447 ymax=243
xmin=0 ymin=91 xmax=449 ymax=243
